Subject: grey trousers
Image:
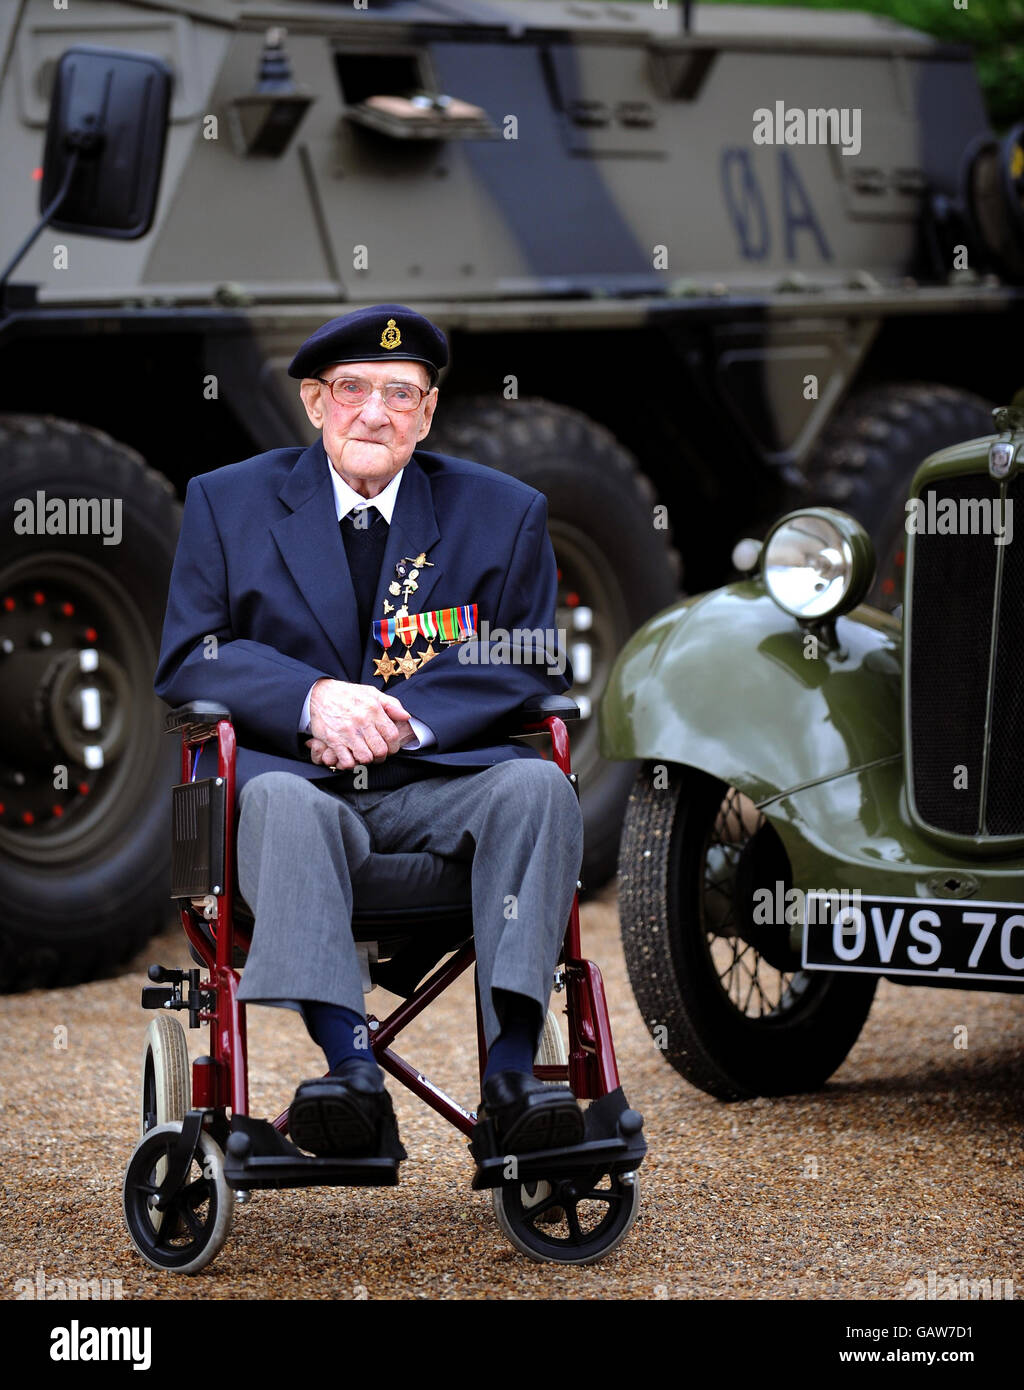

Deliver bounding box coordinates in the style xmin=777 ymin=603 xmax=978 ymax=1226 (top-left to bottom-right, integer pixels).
xmin=234 ymin=760 xmax=584 ymax=1047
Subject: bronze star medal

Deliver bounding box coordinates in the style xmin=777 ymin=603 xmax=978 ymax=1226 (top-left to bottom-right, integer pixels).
xmin=373 ymin=650 xmax=399 ymax=683
xmin=394 ymin=647 xmax=420 ymax=678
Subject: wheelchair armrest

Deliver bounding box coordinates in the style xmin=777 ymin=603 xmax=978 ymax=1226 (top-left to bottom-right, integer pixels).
xmin=510 ymin=694 xmax=580 ymax=730
xmin=164 ymin=701 xmax=233 ymax=740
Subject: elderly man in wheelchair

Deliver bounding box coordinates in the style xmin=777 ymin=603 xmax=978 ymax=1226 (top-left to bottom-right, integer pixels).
xmin=124 ymin=306 xmax=645 ymax=1271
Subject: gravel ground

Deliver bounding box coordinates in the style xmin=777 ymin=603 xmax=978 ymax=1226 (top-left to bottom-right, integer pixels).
xmin=1 ymin=890 xmax=1022 ymax=1302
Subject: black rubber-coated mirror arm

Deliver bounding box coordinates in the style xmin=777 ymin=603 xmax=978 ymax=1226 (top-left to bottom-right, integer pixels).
xmin=0 ymin=148 xmax=80 ymax=297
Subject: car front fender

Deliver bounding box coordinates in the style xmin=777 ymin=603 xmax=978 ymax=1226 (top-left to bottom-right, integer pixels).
xmin=599 ymin=581 xmax=903 ymax=804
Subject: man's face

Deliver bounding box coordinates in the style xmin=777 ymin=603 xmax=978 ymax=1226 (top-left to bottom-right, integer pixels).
xmin=300 ymin=359 xmax=437 ymax=498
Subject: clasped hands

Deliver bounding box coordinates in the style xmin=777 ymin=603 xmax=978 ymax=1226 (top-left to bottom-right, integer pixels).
xmin=305 ymin=677 xmax=418 ymax=771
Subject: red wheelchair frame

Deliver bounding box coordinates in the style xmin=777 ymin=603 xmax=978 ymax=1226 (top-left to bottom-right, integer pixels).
xmin=124 ymin=697 xmax=646 ymax=1269
xmin=174 ymin=706 xmax=621 ymax=1133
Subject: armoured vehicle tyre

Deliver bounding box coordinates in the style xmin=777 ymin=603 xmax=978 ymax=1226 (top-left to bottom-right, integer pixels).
xmin=618 ymin=764 xmax=876 ymax=1101
xmin=811 ymin=383 xmax=994 ymax=609
xmin=0 ymin=416 xmax=180 ymax=991
xmin=428 ymin=398 xmax=681 ymax=891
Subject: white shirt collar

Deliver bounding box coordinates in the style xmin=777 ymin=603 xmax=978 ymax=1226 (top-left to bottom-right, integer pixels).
xmin=326 ymin=458 xmax=405 ymax=524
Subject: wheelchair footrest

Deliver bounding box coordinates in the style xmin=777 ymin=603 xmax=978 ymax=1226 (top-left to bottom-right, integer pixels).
xmin=224 ymin=1115 xmax=401 ymax=1190
xmin=469 ymin=1085 xmax=647 ymax=1191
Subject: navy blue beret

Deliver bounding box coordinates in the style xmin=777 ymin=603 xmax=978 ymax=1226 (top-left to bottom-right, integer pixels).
xmin=288 ymin=303 xmax=449 ymax=383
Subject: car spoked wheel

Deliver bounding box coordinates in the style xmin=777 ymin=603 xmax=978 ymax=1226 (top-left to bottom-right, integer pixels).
xmin=702 ymin=786 xmax=805 ymax=1016
xmin=123 ymin=1122 xmax=233 ymax=1274
xmin=618 ymin=765 xmax=876 ymax=1100
xmin=492 ymin=1167 xmax=640 ymax=1264
xmin=0 ymin=417 xmax=180 ymax=990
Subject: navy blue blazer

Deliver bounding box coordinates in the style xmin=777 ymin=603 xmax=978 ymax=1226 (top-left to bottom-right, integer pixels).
xmin=154 ymin=438 xmax=570 ymax=792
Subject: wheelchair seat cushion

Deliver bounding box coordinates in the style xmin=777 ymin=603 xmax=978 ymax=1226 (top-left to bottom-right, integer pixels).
xmin=198 ymin=852 xmax=475 ymax=989
xmin=351 ymin=851 xmax=471 ymax=915
xmin=233 ymin=851 xmax=471 ymax=924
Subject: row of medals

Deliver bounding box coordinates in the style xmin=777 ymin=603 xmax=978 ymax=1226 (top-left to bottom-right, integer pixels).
xmin=372 ymin=551 xmax=442 ymax=684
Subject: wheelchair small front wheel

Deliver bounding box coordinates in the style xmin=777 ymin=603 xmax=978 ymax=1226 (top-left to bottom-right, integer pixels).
xmin=123 ymin=1122 xmax=233 ymax=1274
xmin=492 ymin=1167 xmax=640 ymax=1264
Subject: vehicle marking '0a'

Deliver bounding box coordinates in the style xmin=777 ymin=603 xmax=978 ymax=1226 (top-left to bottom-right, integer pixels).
xmin=719 ymin=148 xmax=833 ymax=264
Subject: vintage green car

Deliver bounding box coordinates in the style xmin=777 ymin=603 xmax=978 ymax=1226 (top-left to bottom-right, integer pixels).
xmin=601 ymin=392 xmax=1024 ymax=1100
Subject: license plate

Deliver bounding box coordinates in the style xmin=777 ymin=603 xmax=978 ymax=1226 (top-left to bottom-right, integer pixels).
xmin=801 ymin=894 xmax=1024 ymax=984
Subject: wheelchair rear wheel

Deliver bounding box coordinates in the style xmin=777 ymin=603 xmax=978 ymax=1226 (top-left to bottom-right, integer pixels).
xmin=536 ymin=1008 xmax=567 ymax=1080
xmin=140 ymin=1015 xmax=190 ymax=1136
xmin=492 ymin=1167 xmax=640 ymax=1264
xmin=528 ymin=1010 xmax=570 ymax=1226
xmin=138 ymin=1017 xmax=192 ymax=1241
xmin=123 ymin=1122 xmax=233 ymax=1274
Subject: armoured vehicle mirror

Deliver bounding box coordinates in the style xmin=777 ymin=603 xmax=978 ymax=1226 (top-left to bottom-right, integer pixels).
xmin=40 ymin=46 xmax=172 ymax=240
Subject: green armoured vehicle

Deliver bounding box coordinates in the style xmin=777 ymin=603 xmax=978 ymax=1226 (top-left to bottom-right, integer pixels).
xmin=1 ymin=0 xmax=1023 ymax=990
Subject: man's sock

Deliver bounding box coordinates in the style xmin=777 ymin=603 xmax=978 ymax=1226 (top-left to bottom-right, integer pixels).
xmin=303 ymin=1001 xmax=376 ymax=1075
xmin=483 ymin=992 xmax=542 ymax=1082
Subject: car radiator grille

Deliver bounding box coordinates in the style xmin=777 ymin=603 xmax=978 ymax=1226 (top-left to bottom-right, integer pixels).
xmin=908 ymin=472 xmax=1023 ymax=836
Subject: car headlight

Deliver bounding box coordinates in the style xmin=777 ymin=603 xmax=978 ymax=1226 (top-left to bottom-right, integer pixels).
xmin=763 ymin=508 xmax=875 ymax=620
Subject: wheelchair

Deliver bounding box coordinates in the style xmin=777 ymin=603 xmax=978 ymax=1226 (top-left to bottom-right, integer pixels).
xmin=122 ymin=695 xmax=647 ymax=1272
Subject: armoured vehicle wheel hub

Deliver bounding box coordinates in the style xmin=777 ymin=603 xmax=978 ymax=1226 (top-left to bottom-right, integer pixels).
xmin=0 ymin=553 xmax=150 ymax=854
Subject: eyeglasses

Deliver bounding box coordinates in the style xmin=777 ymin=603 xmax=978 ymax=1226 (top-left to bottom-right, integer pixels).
xmin=315 ymin=375 xmax=431 ymax=412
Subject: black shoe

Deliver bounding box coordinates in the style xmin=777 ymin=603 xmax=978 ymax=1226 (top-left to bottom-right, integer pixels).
xmin=478 ymin=1070 xmax=585 ymax=1154
xmin=288 ymin=1061 xmax=396 ymax=1157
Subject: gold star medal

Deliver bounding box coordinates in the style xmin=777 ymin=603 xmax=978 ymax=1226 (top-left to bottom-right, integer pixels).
xmin=393 ymin=609 xmax=420 ymax=679
xmin=373 ymin=650 xmax=399 ymax=683
xmin=371 ymin=610 xmax=405 ymax=684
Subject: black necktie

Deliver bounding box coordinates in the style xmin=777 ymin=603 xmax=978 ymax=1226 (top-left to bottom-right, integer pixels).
xmin=340 ymin=506 xmax=389 ymax=650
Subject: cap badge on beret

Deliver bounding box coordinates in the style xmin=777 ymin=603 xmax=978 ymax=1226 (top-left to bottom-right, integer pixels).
xmin=287 ymin=304 xmax=448 ymax=380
